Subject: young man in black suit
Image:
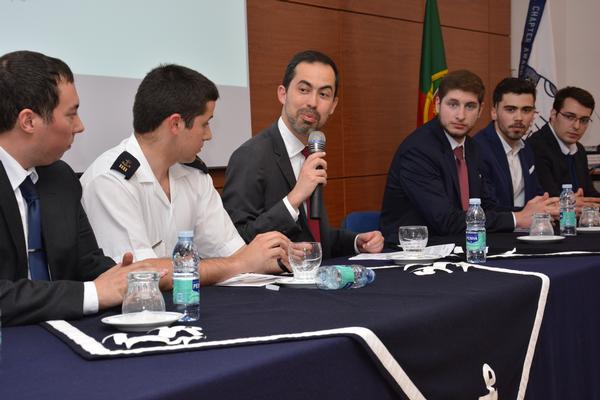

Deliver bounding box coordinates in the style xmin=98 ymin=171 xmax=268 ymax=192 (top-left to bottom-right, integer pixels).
xmin=528 ymin=86 xmax=600 ymax=198
xmin=0 ymin=51 xmax=166 ymax=326
xmin=380 ymin=70 xmax=553 ymax=243
xmin=474 ymin=78 xmax=546 ymax=211
xmin=222 ymin=50 xmax=384 ymax=259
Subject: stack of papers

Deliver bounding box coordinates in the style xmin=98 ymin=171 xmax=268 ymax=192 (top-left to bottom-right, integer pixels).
xmin=349 ymin=244 xmax=455 ymax=261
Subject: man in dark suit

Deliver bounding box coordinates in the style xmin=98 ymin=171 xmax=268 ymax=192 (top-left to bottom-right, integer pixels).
xmin=222 ymin=50 xmax=384 ymax=259
xmin=0 ymin=51 xmax=165 ymax=326
xmin=528 ymin=86 xmax=600 ymax=198
xmin=474 ymin=78 xmax=545 ymax=211
xmin=380 ymin=70 xmax=553 ymax=243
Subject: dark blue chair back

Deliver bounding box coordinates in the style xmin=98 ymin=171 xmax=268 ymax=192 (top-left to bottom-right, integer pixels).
xmin=341 ymin=211 xmax=381 ymax=233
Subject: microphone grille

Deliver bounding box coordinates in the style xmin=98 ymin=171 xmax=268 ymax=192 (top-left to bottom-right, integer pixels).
xmin=308 ymin=131 xmax=326 ymax=152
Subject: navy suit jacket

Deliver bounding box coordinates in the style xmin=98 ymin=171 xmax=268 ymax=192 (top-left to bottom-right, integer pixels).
xmin=527 ymin=123 xmax=600 ymax=197
xmin=222 ymin=122 xmax=357 ymax=259
xmin=0 ymin=160 xmax=114 ymax=326
xmin=380 ymin=118 xmax=514 ymax=243
xmin=474 ymin=122 xmax=543 ymax=211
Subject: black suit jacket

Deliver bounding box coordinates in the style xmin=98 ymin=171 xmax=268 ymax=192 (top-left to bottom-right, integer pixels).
xmin=474 ymin=122 xmax=543 ymax=211
xmin=380 ymin=118 xmax=514 ymax=243
xmin=527 ymin=123 xmax=599 ymax=197
xmin=222 ymin=122 xmax=356 ymax=259
xmin=0 ymin=160 xmax=114 ymax=326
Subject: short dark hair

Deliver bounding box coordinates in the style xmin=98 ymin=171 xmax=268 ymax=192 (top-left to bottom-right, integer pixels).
xmin=282 ymin=50 xmax=339 ymax=96
xmin=553 ymin=86 xmax=595 ymax=113
xmin=438 ymin=70 xmax=485 ymax=104
xmin=0 ymin=50 xmax=74 ymax=133
xmin=492 ymin=77 xmax=536 ymax=106
xmin=133 ymin=64 xmax=219 ymax=134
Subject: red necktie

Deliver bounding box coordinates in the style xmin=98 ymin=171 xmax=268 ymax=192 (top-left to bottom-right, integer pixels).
xmin=454 ymin=146 xmax=469 ymax=211
xmin=301 ymin=147 xmax=321 ymax=242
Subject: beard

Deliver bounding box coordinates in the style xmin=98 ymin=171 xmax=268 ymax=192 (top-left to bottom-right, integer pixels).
xmin=285 ymin=107 xmax=322 ymax=136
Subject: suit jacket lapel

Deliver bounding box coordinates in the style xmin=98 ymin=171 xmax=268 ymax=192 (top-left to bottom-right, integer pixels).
xmin=269 ymin=125 xmax=297 ymax=191
xmin=434 ymin=122 xmax=462 ymax=203
xmin=0 ymin=161 xmax=28 ymax=277
xmin=487 ymin=128 xmax=513 ymax=196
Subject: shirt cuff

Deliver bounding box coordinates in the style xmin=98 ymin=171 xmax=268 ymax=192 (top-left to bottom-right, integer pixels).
xmin=353 ymin=234 xmax=360 ymax=254
xmin=83 ymin=281 xmax=99 ymax=315
xmin=511 ymin=212 xmax=517 ymax=231
xmin=283 ymin=196 xmax=299 ymax=221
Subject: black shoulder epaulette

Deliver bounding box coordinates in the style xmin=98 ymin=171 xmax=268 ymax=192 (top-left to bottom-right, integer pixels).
xmin=182 ymin=157 xmax=208 ymax=174
xmin=110 ymin=151 xmax=140 ymax=180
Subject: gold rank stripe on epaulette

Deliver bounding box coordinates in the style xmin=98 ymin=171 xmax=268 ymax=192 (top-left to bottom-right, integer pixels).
xmin=183 ymin=157 xmax=208 ymax=174
xmin=110 ymin=151 xmax=140 ymax=180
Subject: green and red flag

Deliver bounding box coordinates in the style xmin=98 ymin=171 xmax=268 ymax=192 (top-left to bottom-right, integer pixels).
xmin=417 ymin=0 xmax=447 ymax=127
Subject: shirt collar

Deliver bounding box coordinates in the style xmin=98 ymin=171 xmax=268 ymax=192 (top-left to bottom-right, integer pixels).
xmin=278 ymin=117 xmax=305 ymax=158
xmin=126 ymin=134 xmax=192 ymax=182
xmin=443 ymin=130 xmax=464 ymax=152
xmin=495 ymin=129 xmax=524 ymax=156
xmin=548 ymin=123 xmax=578 ymax=155
xmin=0 ymin=145 xmax=38 ymax=190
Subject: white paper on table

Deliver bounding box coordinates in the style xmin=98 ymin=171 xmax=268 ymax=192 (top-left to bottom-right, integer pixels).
xmin=349 ymin=244 xmax=456 ymax=261
xmin=215 ymin=273 xmax=283 ymax=287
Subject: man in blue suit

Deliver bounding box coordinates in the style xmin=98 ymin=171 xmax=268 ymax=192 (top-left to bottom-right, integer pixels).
xmin=380 ymin=70 xmax=553 ymax=243
xmin=474 ymin=78 xmax=545 ymax=211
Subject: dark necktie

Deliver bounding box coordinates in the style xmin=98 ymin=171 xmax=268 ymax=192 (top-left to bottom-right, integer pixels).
xmin=20 ymin=176 xmax=50 ymax=280
xmin=454 ymin=146 xmax=470 ymax=211
xmin=301 ymin=147 xmax=321 ymax=242
xmin=564 ymin=154 xmax=580 ymax=191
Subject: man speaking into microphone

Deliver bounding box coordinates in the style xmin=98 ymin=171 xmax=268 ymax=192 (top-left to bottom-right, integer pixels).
xmin=223 ymin=50 xmax=383 ymax=259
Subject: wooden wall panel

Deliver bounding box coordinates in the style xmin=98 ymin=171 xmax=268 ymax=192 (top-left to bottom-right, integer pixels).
xmin=438 ymin=0 xmax=488 ymax=32
xmin=284 ymin=0 xmax=423 ymax=21
xmin=244 ymin=0 xmax=511 ymax=227
xmin=488 ymin=0 xmax=510 ymax=35
xmin=341 ymin=13 xmax=421 ymax=177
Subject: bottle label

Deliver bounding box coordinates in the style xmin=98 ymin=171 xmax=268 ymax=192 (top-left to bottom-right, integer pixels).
xmin=466 ymin=231 xmax=486 ymax=251
xmin=559 ymin=211 xmax=576 ymax=228
xmin=336 ymin=266 xmax=355 ymax=289
xmin=173 ymin=278 xmax=200 ymax=305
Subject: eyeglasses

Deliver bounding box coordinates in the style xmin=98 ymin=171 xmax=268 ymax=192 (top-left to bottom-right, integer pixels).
xmin=558 ymin=111 xmax=592 ymax=126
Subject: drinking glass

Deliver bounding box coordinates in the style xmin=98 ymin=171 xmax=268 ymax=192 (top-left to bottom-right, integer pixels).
xmin=579 ymin=206 xmax=600 ymax=227
xmin=122 ymin=271 xmax=166 ymax=314
xmin=529 ymin=212 xmax=554 ymax=236
xmin=398 ymin=226 xmax=428 ymax=252
xmin=288 ymin=242 xmax=322 ymax=281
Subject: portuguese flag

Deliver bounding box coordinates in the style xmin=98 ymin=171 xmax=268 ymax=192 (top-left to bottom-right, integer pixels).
xmin=417 ymin=0 xmax=448 ymax=127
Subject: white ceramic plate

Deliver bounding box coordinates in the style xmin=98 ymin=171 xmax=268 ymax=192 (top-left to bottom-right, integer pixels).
xmin=276 ymin=276 xmax=317 ymax=289
xmin=101 ymin=311 xmax=183 ymax=332
xmin=516 ymin=235 xmax=565 ymax=243
xmin=577 ymin=226 xmax=600 ymax=233
xmin=389 ymin=252 xmax=442 ymax=264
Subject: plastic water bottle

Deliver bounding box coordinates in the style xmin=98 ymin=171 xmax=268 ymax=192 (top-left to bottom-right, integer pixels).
xmin=559 ymin=184 xmax=577 ymax=236
xmin=172 ymin=231 xmax=200 ymax=321
xmin=466 ymin=198 xmax=486 ymax=263
xmin=315 ymin=265 xmax=375 ymax=290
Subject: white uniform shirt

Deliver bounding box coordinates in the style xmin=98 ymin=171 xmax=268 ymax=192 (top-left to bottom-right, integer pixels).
xmin=80 ymin=134 xmax=245 ymax=262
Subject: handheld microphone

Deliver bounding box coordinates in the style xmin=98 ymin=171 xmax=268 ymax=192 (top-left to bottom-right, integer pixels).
xmin=307 ymin=131 xmax=326 ymax=219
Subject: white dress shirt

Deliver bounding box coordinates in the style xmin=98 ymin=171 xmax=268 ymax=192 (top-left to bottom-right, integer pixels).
xmin=80 ymin=134 xmax=245 ymax=262
xmin=0 ymin=146 xmax=98 ymax=314
xmin=496 ymin=131 xmax=525 ymax=208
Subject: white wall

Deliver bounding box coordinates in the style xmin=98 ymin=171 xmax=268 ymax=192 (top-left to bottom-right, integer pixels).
xmin=511 ymin=0 xmax=600 ymax=146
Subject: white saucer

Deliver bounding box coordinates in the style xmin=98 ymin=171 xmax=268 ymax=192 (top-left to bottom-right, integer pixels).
xmin=389 ymin=252 xmax=442 ymax=264
xmin=516 ymin=235 xmax=565 ymax=243
xmin=102 ymin=311 xmax=183 ymax=332
xmin=577 ymin=226 xmax=600 ymax=233
xmin=276 ymin=276 xmax=317 ymax=289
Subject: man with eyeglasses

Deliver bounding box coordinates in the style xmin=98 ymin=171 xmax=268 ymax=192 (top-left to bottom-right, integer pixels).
xmin=528 ymin=86 xmax=600 ymax=197
xmin=474 ymin=78 xmax=547 ymax=212
xmin=380 ymin=70 xmax=553 ymax=243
